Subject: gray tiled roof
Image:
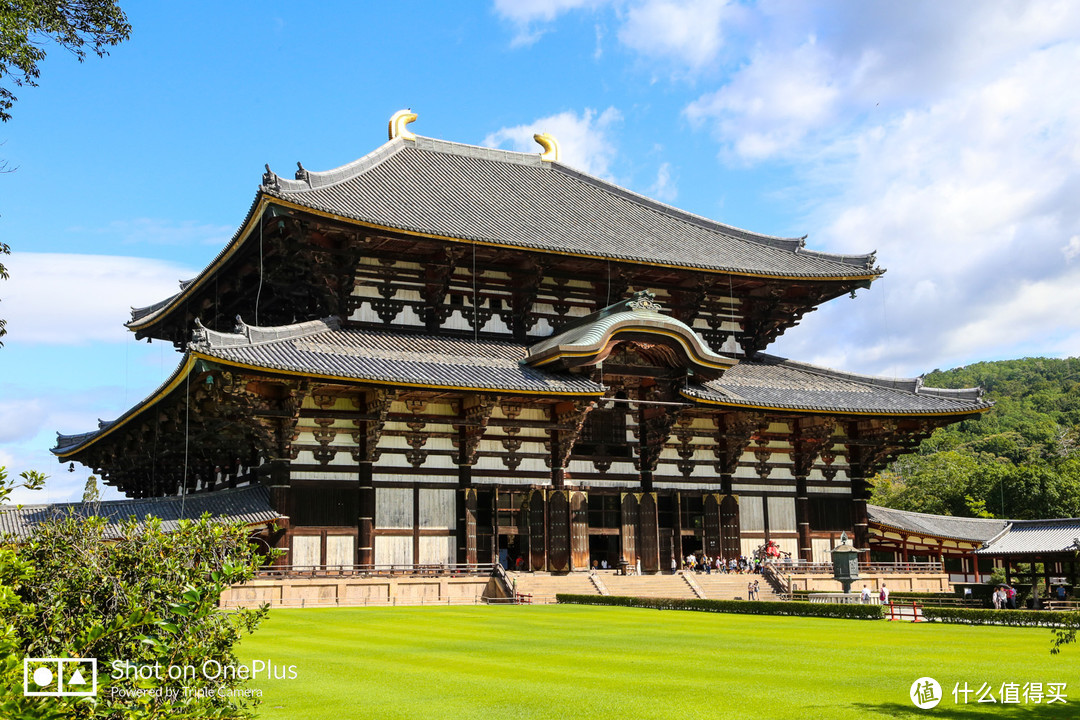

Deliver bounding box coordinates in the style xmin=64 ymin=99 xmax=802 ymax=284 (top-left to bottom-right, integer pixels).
xmin=685 ymin=353 xmax=992 ymax=415
xmin=868 ymin=504 xmax=1008 ymax=542
xmin=265 ymin=136 xmax=879 ymax=278
xmin=129 ymin=135 xmax=881 ymax=328
xmin=190 ymin=316 xmax=604 ymax=395
xmin=0 ymin=485 xmax=280 ymax=540
xmin=975 ymin=518 xmax=1080 ymax=556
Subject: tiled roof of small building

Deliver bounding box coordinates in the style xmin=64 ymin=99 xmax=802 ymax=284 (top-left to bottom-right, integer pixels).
xmin=0 ymin=485 xmax=280 ymax=540
xmin=974 ymin=518 xmax=1080 ymax=556
xmin=684 ymin=354 xmax=992 ymax=415
xmin=868 ymin=504 xmax=1009 ymax=542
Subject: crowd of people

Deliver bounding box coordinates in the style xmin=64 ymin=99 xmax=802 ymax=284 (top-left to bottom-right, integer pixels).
xmin=679 ymin=553 xmax=763 ymax=575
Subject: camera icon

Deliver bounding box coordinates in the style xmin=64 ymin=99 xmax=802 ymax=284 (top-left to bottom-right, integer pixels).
xmin=23 ymin=658 xmax=98 ymax=697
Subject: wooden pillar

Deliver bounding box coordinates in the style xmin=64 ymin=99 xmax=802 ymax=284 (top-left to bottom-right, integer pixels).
xmin=266 ymin=458 xmax=292 ymax=568
xmin=357 ymin=460 xmax=375 ymax=567
xmin=1006 ymin=556 xmax=1013 ymax=586
xmin=638 ymin=492 xmax=660 ymax=573
xmin=547 ymin=490 xmax=571 ymax=572
xmin=529 ymin=489 xmax=547 ymax=571
xmin=672 ymin=491 xmax=684 ymax=565
xmin=457 ymin=487 xmax=477 ymax=567
xmin=1043 ymin=556 xmax=1052 ymax=607
xmin=972 ymin=550 xmax=981 ymax=584
xmin=901 ymin=534 xmax=909 ymax=563
xmin=795 ymin=475 xmax=812 ymax=563
xmin=703 ymin=493 xmax=722 ymax=559
xmin=720 ymin=494 xmax=741 ymax=561
xmin=620 ymin=492 xmax=639 ymax=568
xmin=570 ymin=491 xmax=589 ymax=571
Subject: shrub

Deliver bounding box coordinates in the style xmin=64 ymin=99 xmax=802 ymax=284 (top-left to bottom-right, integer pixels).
xmin=922 ymin=607 xmax=1073 ymax=627
xmin=1 ymin=490 xmax=270 ymax=719
xmin=556 ymin=594 xmax=885 ymax=620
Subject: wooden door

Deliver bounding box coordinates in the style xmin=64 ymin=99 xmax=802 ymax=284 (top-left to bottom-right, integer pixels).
xmin=720 ymin=494 xmax=741 ymax=560
xmin=704 ymin=493 xmax=722 ymax=558
xmin=548 ymin=491 xmax=570 ymax=572
xmin=620 ymin=493 xmax=639 ymax=568
xmin=638 ymin=492 xmax=660 ymax=573
xmin=570 ymin=491 xmax=589 ymax=570
xmin=529 ymin=489 xmax=547 ymax=571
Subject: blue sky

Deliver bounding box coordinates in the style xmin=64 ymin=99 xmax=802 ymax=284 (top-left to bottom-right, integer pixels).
xmin=3 ymin=1 xmax=1080 ymax=502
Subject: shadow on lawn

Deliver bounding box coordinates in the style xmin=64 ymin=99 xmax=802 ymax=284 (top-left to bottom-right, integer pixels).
xmin=853 ymin=702 xmax=1073 ymax=718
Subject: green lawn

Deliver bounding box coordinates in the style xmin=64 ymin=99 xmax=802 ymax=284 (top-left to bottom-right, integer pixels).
xmin=239 ymin=605 xmax=1076 ymax=719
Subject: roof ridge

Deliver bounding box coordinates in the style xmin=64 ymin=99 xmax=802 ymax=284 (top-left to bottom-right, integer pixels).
xmin=189 ymin=316 xmax=339 ymax=351
xmin=758 ymin=354 xmax=985 ymax=402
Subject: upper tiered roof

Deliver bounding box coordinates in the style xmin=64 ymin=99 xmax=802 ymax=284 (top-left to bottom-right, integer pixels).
xmin=128 ymin=117 xmax=882 ymax=332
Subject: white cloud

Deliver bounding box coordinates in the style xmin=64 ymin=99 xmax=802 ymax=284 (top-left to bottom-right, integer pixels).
xmin=773 ymin=40 xmax=1080 ymax=376
xmin=68 ymin=218 xmax=234 ymax=247
xmin=483 ymin=107 xmax=624 ymax=179
xmin=649 ymin=161 xmax=677 ymax=202
xmin=1064 ymin=236 xmax=1080 ymax=262
xmin=2 ymin=252 xmax=196 ymax=344
xmin=493 ymin=0 xmax=602 ymax=24
xmin=619 ymin=0 xmax=736 ymax=68
xmin=492 ymin=0 xmax=606 ymax=45
xmin=685 ymin=37 xmax=842 ymax=159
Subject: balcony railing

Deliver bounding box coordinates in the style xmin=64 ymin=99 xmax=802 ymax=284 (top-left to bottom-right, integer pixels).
xmin=769 ymin=560 xmax=944 ymax=575
xmin=255 ymin=563 xmax=497 ymax=579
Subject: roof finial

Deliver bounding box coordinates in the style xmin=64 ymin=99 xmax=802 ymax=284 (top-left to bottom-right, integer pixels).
xmin=389 ymin=108 xmax=418 ymax=141
xmin=533 ymin=132 xmax=560 ymax=162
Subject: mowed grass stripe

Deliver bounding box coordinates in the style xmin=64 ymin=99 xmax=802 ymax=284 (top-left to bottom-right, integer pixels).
xmin=239 ymin=605 xmax=1075 ymax=719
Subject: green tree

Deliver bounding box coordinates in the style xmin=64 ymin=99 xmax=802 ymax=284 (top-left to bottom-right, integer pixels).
xmin=0 ymin=468 xmax=272 ymax=718
xmin=0 ymin=0 xmax=131 ymax=123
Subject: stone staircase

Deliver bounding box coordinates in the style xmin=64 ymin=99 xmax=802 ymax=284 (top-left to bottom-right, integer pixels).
xmin=506 ymin=572 xmax=601 ymax=603
xmin=502 ymin=571 xmax=783 ymax=604
xmin=693 ymin=574 xmax=781 ymax=601
xmin=602 ymin=572 xmax=699 ymax=600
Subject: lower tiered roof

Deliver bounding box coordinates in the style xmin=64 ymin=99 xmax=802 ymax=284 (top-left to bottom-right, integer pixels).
xmin=54 ymin=313 xmax=991 ymax=458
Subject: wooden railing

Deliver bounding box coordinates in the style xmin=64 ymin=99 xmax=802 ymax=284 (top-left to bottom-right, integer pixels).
xmin=256 ymin=563 xmax=497 ymax=579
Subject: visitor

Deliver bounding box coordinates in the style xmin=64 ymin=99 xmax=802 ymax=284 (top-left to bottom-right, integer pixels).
xmin=1057 ymin=585 xmax=1067 ymax=602
xmin=601 ymin=559 xmax=608 ymax=570
xmin=992 ymin=587 xmax=1002 ymax=609
xmin=747 ymin=580 xmax=755 ymax=600
xmin=860 ymin=585 xmax=871 ymax=604
xmin=880 ymin=584 xmax=890 ymax=605
xmin=1006 ymin=585 xmax=1017 ymax=609
xmin=754 ymin=580 xmax=760 ymax=599
xmin=671 ymin=556 xmax=677 ymax=574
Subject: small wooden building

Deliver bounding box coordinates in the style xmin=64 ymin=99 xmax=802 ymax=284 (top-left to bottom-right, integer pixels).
xmin=53 ymin=112 xmax=991 ymax=573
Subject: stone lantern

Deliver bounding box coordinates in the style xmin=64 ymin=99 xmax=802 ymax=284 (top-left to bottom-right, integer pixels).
xmin=831 ymin=531 xmax=861 ymax=595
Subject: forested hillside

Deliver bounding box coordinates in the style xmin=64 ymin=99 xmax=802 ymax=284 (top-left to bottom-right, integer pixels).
xmin=870 ymin=357 xmax=1080 ymax=520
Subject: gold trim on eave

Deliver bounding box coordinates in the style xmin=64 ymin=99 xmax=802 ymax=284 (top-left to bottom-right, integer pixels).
xmin=55 ymin=355 xmax=200 ymax=457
